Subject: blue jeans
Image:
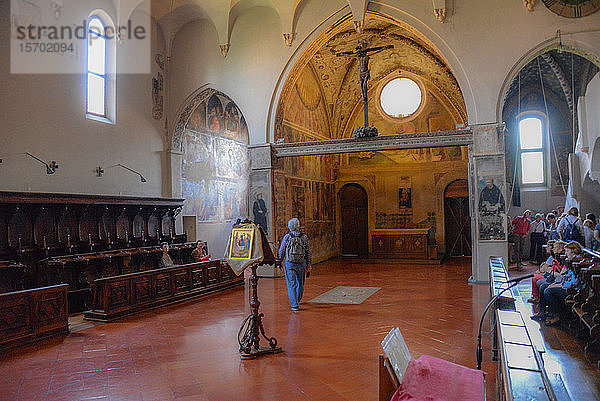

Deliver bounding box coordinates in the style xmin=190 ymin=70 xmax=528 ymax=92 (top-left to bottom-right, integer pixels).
xmin=284 ymin=261 xmax=305 ymax=309
xmin=544 ymin=286 xmax=567 ymax=315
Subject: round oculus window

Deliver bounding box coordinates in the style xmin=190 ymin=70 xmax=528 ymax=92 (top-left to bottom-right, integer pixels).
xmin=379 ymin=78 xmax=422 ymax=118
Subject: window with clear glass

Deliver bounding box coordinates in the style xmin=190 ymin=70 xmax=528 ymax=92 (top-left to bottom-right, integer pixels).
xmin=380 ymin=78 xmax=422 ymax=118
xmin=519 ymin=117 xmax=544 ymax=184
xmin=87 ymin=17 xmax=107 ymax=117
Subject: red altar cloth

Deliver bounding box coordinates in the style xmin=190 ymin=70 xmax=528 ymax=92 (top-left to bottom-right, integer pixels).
xmin=390 ymin=355 xmax=485 ymax=401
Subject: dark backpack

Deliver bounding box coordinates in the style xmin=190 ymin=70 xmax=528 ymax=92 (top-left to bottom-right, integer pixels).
xmin=562 ymin=218 xmax=583 ymax=243
xmin=286 ymin=233 xmax=305 ymax=264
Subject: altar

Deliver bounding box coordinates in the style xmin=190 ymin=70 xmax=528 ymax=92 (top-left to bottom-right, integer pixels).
xmin=371 ymin=228 xmax=432 ymax=260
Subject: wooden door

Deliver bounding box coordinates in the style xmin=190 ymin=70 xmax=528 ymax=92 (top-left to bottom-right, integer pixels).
xmin=444 ymin=180 xmax=471 ymax=258
xmin=340 ymin=184 xmax=368 ymax=256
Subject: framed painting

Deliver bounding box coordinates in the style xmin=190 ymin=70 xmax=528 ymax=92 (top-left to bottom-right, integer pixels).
xmin=229 ymin=228 xmax=255 ymax=259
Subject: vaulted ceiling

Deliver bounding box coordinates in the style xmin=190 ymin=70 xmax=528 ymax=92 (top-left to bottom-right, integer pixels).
xmin=119 ymin=0 xmax=449 ymax=57
xmin=502 ymin=49 xmax=599 ymax=133
xmin=275 ymin=14 xmax=466 ymax=139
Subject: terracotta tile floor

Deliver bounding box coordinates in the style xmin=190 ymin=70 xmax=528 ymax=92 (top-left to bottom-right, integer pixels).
xmin=0 ymin=258 xmax=542 ymax=401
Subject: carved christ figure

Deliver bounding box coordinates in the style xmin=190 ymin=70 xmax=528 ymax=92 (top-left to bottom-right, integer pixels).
xmin=336 ymin=40 xmax=394 ymax=127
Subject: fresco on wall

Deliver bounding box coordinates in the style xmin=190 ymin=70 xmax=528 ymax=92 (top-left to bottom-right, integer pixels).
xmin=181 ymin=92 xmax=249 ymax=223
xmin=250 ymin=170 xmax=271 ymax=235
xmin=399 ymin=188 xmax=412 ymax=211
xmin=273 ymin=169 xmax=337 ymax=263
xmin=476 ymin=156 xmax=507 ymax=241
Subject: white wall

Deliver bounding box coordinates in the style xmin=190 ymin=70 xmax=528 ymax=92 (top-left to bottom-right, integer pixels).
xmin=0 ymin=0 xmax=166 ymax=197
xmin=168 ymin=6 xmax=290 ymax=145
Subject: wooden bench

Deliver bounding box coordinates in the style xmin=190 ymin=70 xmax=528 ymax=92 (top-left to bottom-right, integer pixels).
xmin=0 ymin=284 xmax=69 ymax=352
xmin=84 ymin=259 xmax=243 ymax=322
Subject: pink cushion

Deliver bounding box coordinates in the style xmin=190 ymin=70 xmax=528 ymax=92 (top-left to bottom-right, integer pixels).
xmin=391 ymin=355 xmax=485 ymax=401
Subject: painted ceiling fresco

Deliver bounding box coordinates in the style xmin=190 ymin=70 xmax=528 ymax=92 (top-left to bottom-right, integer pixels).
xmin=275 ymin=14 xmax=467 ymax=141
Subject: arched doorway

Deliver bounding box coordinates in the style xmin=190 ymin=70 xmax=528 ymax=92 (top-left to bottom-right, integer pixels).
xmin=444 ymin=179 xmax=471 ymax=258
xmin=340 ymin=184 xmax=368 ymax=256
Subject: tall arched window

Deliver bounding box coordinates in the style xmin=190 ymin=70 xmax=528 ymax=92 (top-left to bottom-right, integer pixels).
xmin=519 ymin=116 xmax=545 ymax=185
xmin=87 ymin=17 xmax=107 ymax=118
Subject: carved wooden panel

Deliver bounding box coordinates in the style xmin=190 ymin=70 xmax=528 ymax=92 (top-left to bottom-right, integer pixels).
xmin=175 ymin=271 xmax=189 ymax=292
xmin=133 ymin=213 xmax=145 ymax=237
xmin=155 ymin=274 xmax=171 ymax=297
xmin=79 ymin=207 xmax=97 ymax=243
xmin=34 ymin=207 xmax=56 ymax=245
xmin=0 ymin=212 xmax=8 ymax=249
xmin=108 ymin=281 xmax=129 ymax=308
xmin=133 ymin=276 xmax=151 ymax=303
xmin=0 ymin=284 xmax=68 ymax=351
xmin=220 ymin=264 xmax=234 ymax=281
xmin=0 ymin=301 xmax=29 ymax=334
xmin=85 ymin=260 xmax=242 ymax=322
xmin=58 ymin=207 xmax=79 ymax=243
xmin=372 ymin=229 xmax=430 ymax=259
xmin=161 ymin=214 xmax=171 ymax=236
xmin=207 ymin=266 xmax=219 ymax=286
xmin=8 ymin=207 xmax=30 ymax=247
xmin=100 ymin=210 xmax=116 ymax=242
xmin=148 ymin=214 xmax=159 ymax=238
xmin=116 ymin=211 xmax=129 ymax=240
xmin=191 ymin=268 xmax=205 ymax=288
xmin=38 ymin=294 xmax=65 ymax=325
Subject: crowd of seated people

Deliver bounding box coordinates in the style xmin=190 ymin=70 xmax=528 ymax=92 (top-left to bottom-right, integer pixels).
xmin=509 ymin=206 xmax=600 ymax=331
xmin=530 ymin=240 xmax=582 ymax=326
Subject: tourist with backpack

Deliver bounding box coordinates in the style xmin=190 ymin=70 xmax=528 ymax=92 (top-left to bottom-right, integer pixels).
xmin=557 ymin=207 xmax=584 ymax=245
xmin=278 ymin=218 xmax=312 ymax=311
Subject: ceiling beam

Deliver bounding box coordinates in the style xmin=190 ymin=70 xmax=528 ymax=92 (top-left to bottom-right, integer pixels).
xmin=273 ymin=128 xmax=473 ymax=157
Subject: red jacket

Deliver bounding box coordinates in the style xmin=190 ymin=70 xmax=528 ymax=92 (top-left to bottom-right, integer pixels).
xmin=512 ymin=216 xmax=531 ymax=236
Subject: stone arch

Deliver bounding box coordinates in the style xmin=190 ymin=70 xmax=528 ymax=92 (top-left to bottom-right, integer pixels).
xmin=496 ymin=39 xmax=600 ymax=123
xmin=267 ymin=7 xmax=474 ymax=142
xmin=171 ymin=86 xmax=249 ymax=151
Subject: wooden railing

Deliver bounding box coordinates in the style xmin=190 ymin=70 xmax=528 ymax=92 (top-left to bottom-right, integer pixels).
xmin=84 ymin=260 xmax=243 ymax=322
xmin=0 ymin=284 xmax=69 ymax=352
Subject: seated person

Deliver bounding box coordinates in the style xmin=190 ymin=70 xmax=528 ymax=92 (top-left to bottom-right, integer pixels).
xmin=534 ymin=241 xmax=582 ymax=325
xmin=528 ymin=239 xmax=555 ymax=303
xmin=158 ymin=243 xmax=174 ymax=268
xmin=191 ymin=240 xmax=211 ymax=262
xmin=531 ymin=241 xmax=566 ymax=317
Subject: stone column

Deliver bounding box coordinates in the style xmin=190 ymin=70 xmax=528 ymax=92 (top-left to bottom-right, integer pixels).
xmin=469 ymin=123 xmax=508 ymax=283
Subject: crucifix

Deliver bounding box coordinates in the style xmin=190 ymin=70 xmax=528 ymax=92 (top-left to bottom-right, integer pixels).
xmin=337 ymin=40 xmax=394 ymax=138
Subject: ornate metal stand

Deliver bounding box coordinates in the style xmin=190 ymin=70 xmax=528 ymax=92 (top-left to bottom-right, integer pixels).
xmin=238 ymin=262 xmax=282 ymax=359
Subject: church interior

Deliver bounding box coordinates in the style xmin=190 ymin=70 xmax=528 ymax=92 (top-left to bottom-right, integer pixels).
xmin=2 ymin=0 xmax=600 ymax=400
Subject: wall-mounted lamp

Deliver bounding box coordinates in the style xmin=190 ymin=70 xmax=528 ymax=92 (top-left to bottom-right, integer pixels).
xmin=96 ymin=164 xmax=147 ymax=182
xmin=0 ymin=152 xmax=59 ymax=174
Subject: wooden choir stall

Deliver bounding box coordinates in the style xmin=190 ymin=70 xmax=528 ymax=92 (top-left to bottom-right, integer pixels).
xmin=0 ymin=191 xmax=243 ymax=349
